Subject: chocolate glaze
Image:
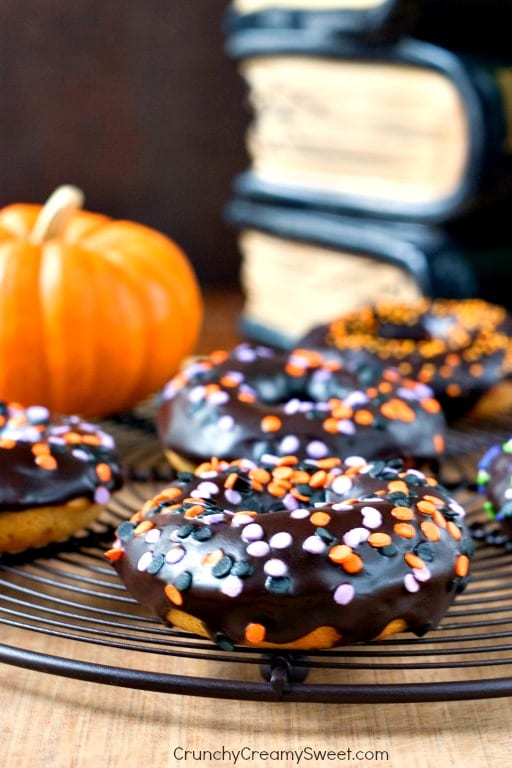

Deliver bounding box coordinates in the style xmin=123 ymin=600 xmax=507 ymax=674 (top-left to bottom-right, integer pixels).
xmin=0 ymin=402 xmax=124 ymax=511
xmin=478 ymin=440 xmax=512 ymax=539
xmin=157 ymin=344 xmax=446 ymax=467
xmin=109 ymin=456 xmax=472 ymax=648
xmin=299 ymin=298 xmax=512 ymax=419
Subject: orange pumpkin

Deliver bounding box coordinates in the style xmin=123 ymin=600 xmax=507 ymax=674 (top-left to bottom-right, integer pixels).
xmin=0 ymin=186 xmax=203 ymax=416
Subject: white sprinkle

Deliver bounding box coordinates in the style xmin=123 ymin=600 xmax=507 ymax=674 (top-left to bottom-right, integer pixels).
xmin=302 ymin=535 xmax=327 ymax=554
xmin=306 ymin=441 xmax=329 ymax=459
xmin=188 ymin=385 xmax=207 ymax=403
xmin=194 ymin=481 xmax=219 ymax=497
xmin=290 ymin=508 xmax=310 ymax=519
xmin=241 ymin=522 xmax=264 ymax=542
xmin=413 ymin=566 xmax=431 ymax=582
xmin=137 ymin=552 xmax=153 ymax=572
xmin=263 ymin=559 xmax=288 ymax=577
xmin=145 ymin=529 xmax=161 ymax=544
xmin=343 ymin=527 xmax=369 ymax=547
xmin=209 ymin=390 xmax=229 ymax=405
xmin=344 ymin=455 xmax=366 ymax=467
xmin=343 ymin=391 xmax=368 ymax=408
xmin=404 ymin=573 xmax=420 ymax=592
xmin=246 ymin=540 xmax=270 ymax=558
xmin=225 ymin=488 xmax=242 ymax=505
xmin=361 ymin=506 xmax=382 ymax=529
xmin=220 ymin=575 xmax=243 ymax=597
xmin=269 ymin=531 xmax=292 ymax=549
xmin=165 ymin=546 xmax=185 ymax=564
xmin=331 ymin=475 xmax=353 ymax=496
xmin=231 ymin=513 xmax=255 ymax=527
xmin=218 ymin=415 xmax=235 ymax=431
xmin=337 ymin=420 xmax=356 ymax=435
xmin=279 ymin=434 xmax=300 ymax=453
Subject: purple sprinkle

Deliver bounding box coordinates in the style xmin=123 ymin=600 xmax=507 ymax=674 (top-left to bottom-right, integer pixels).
xmin=193 ymin=481 xmax=219 ymax=498
xmin=246 ymin=540 xmax=270 ymax=558
xmin=145 ymin=529 xmax=161 ymax=544
xmin=332 ymin=502 xmax=354 ymax=511
xmin=331 ymin=475 xmax=353 ymax=495
xmin=361 ymin=506 xmax=382 ymax=529
xmin=343 ymin=527 xmax=369 ymax=547
xmin=71 ymin=448 xmax=90 ymax=462
xmin=413 ymin=566 xmax=431 ymax=582
xmin=94 ymin=486 xmax=111 ymax=504
xmin=225 ymin=370 xmax=244 ymax=384
xmin=26 ymin=405 xmax=50 ymax=423
xmin=283 ymin=493 xmax=299 ymax=511
xmin=283 ymin=399 xmax=301 ymax=415
xmin=279 ymin=434 xmax=300 ymax=453
xmin=290 ymin=508 xmax=310 ymax=519
xmin=235 ymin=345 xmax=257 ymax=362
xmin=225 ymin=488 xmax=242 ymax=505
xmin=209 ymin=390 xmax=229 ymax=405
xmin=230 ymin=513 xmax=255 ymax=527
xmin=343 ymin=391 xmax=368 ymax=408
xmin=333 ymin=583 xmax=355 ymax=605
xmin=264 ymin=559 xmax=288 ymax=577
xmin=337 ymin=420 xmax=356 ymax=435
xmin=306 ymin=441 xmax=329 ymax=459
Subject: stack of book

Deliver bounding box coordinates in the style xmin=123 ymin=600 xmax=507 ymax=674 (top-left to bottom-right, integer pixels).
xmin=223 ymin=0 xmax=512 ymax=348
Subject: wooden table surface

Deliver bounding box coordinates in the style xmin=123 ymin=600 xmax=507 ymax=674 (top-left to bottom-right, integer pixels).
xmin=1 ymin=289 xmax=512 ymax=768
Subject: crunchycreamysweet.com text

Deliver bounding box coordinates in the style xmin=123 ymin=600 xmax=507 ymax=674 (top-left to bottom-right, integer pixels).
xmin=171 ymin=745 xmax=390 ymax=764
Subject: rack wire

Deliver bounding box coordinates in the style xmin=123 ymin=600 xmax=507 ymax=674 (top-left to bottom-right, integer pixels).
xmin=1 ymin=413 xmax=512 ymax=702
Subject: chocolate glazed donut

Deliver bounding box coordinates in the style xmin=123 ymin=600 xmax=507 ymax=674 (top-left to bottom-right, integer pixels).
xmin=0 ymin=401 xmax=124 ymax=553
xmin=106 ymin=455 xmax=473 ymax=650
xmin=478 ymin=439 xmax=512 ymax=540
xmin=299 ymin=298 xmax=512 ymax=420
xmin=157 ymin=345 xmax=446 ymax=471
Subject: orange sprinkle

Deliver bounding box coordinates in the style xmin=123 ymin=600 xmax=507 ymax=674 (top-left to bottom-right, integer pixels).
xmin=82 ymin=434 xmax=103 ymax=446
xmin=272 ymin=465 xmax=294 ymax=480
xmin=455 ymin=554 xmax=470 ymax=578
xmin=447 ymin=521 xmax=462 ymax=540
xmin=238 ymin=391 xmax=256 ymax=403
xmin=388 ymin=480 xmax=409 ymax=495
xmin=245 ymin=622 xmax=266 ymax=644
xmin=0 ymin=437 xmax=16 ymax=449
xmin=310 ymin=511 xmax=332 ymax=527
xmin=291 ymin=469 xmax=311 ymax=484
xmin=421 ymin=398 xmax=441 ymax=414
xmin=224 ymin=472 xmax=239 ymax=490
xmin=220 ymin=374 xmax=241 ymax=388
xmin=417 ymin=500 xmax=438 ymax=516
xmin=134 ymin=520 xmax=154 ymax=536
xmin=267 ymin=481 xmax=288 ymax=498
xmin=260 ymin=414 xmax=282 ymax=433
xmin=341 ymin=553 xmax=364 ymax=574
xmin=328 ymin=544 xmax=352 ymax=563
xmin=96 ymin=462 xmax=112 ymax=483
xmin=380 ymin=399 xmax=416 ymax=423
xmin=249 ymin=468 xmax=272 ymax=485
xmin=209 ymin=349 xmax=229 ymax=365
xmin=184 ymin=504 xmax=207 ymax=519
xmin=323 ymin=417 xmax=340 ymax=434
xmin=154 ymin=487 xmax=183 ymax=503
xmin=202 ymin=549 xmax=224 ymax=567
xmin=31 ymin=442 xmax=50 ymax=456
xmin=64 ymin=431 xmax=83 ymax=444
xmin=315 ymin=457 xmax=342 ymax=470
xmin=404 ymin=553 xmax=425 ymax=570
xmin=276 ymin=454 xmax=299 ymax=466
xmin=35 ymin=454 xmax=58 ymax=471
xmin=420 ymin=520 xmax=441 ymax=542
xmin=104 ymin=548 xmax=123 ymax=561
xmin=432 ymin=509 xmax=447 ymax=529
xmin=331 ymin=404 xmax=353 ymax=419
xmin=367 ymin=532 xmax=392 ymax=548
xmin=423 ymin=494 xmax=445 ymax=507
xmin=446 ymin=383 xmax=462 ymax=398
xmin=354 ymin=409 xmax=374 ymax=426
xmin=393 ymin=522 xmax=415 ymax=539
xmin=434 ymin=434 xmax=445 ymax=454
xmin=309 ymin=470 xmax=328 ymax=488
xmin=164 ymin=584 xmax=183 ymax=606
xmin=391 ymin=506 xmax=415 ymax=521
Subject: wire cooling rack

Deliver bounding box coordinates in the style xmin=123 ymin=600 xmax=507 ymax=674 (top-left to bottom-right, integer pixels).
xmin=1 ymin=412 xmax=512 ymax=703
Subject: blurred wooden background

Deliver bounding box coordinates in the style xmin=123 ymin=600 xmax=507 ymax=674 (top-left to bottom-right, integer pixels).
xmin=0 ymin=1 xmax=249 ymax=286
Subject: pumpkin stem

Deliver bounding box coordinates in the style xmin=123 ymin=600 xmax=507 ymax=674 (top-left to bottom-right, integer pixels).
xmin=30 ymin=185 xmax=85 ymax=244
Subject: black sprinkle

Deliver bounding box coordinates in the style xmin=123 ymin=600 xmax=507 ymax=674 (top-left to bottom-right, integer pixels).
xmin=315 ymin=527 xmax=338 ymax=544
xmin=117 ymin=521 xmax=135 ymax=541
xmin=174 ymin=571 xmax=193 ymax=591
xmin=147 ymin=553 xmax=165 ymax=574
xmin=212 ymin=555 xmax=233 ymax=578
xmin=265 ymin=576 xmax=291 ymax=594
xmin=378 ymin=544 xmax=398 ymax=557
xmin=177 ymin=524 xmax=195 ymax=539
xmin=414 ymin=541 xmax=435 ymax=562
xmin=192 ymin=526 xmax=214 ymax=541
xmin=231 ymin=560 xmax=254 ymax=578
xmin=215 ymin=633 xmax=235 ymax=651
xmin=177 ymin=471 xmax=195 ymax=483
xmin=461 ymin=537 xmax=476 ymax=558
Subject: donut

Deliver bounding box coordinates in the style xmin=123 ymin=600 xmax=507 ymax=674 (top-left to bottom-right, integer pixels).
xmin=0 ymin=401 xmax=124 ymax=553
xmin=299 ymin=298 xmax=512 ymax=420
xmin=105 ymin=454 xmax=473 ymax=650
xmin=477 ymin=439 xmax=512 ymax=540
xmin=157 ymin=344 xmax=446 ymax=472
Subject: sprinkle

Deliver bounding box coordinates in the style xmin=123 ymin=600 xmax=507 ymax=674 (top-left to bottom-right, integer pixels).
xmin=413 ymin=566 xmax=431 ymax=582
xmin=330 ymin=475 xmax=353 ymax=495
xmin=302 ymin=535 xmax=327 ymax=554
xmin=165 ymin=546 xmax=186 ymax=565
xmin=231 ymin=560 xmax=253 ymax=578
xmin=310 ymin=511 xmax=331 ymax=527
xmin=211 ymin=555 xmax=233 ymax=578
xmin=245 ymin=622 xmax=266 ymax=644
xmin=246 ymin=540 xmax=270 ymax=558
xmin=269 ymin=531 xmax=293 ymax=549
xmin=279 ymin=434 xmax=300 ymax=454
xmin=145 ymin=528 xmax=161 ymax=544
xmin=261 ymin=415 xmax=282 ymax=433
xmin=455 ymin=554 xmax=470 ymax=577
xmin=394 ymin=522 xmax=416 ymax=539
xmin=340 ymin=553 xmax=363 ymax=574
xmin=404 ymin=573 xmax=420 ymax=592
xmin=343 ymin=527 xmax=369 ymax=547
xmin=368 ymin=532 xmax=392 ymax=548
xmin=291 ymin=508 xmax=310 ymax=519
xmin=404 ymin=552 xmax=425 ymax=570
xmin=137 ymin=552 xmax=154 ymax=572
xmin=35 ymin=454 xmax=57 ymax=471
xmin=94 ymin=486 xmax=111 ymax=505
xmin=333 ymin=583 xmax=355 ymax=605
xmin=420 ymin=521 xmax=441 ymax=542
xmin=134 ymin=520 xmax=154 ymax=536
xmin=241 ymin=522 xmax=264 ymax=542
xmin=306 ymin=441 xmax=329 ymax=459
xmin=104 ymin=548 xmax=123 ymax=561
xmin=391 ymin=506 xmax=415 ymax=521
xmin=96 ymin=462 xmax=112 ymax=483
xmin=164 ymin=584 xmax=183 ymax=606
xmin=220 ymin=575 xmax=243 ymax=597
xmin=361 ymin=506 xmax=382 ymax=529
xmin=218 ymin=415 xmax=235 ymax=431
xmin=263 ymin=559 xmax=288 ymax=577
xmin=328 ymin=544 xmax=352 ymax=563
